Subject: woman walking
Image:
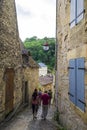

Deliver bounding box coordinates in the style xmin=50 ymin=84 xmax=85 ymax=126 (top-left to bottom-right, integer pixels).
xmin=32 ymin=89 xmax=39 ymax=119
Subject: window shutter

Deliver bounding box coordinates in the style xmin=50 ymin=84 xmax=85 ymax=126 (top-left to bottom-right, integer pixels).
xmin=77 ymin=0 xmax=84 ymax=23
xmin=70 ymin=0 xmax=75 ymax=27
xmin=70 ymin=0 xmax=84 ymax=27
xmin=76 ymin=58 xmax=85 ymax=111
xmin=69 ymin=59 xmax=76 ymax=104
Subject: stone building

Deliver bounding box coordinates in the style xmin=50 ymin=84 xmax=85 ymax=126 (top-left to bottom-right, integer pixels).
xmin=56 ymin=0 xmax=87 ymax=130
xmin=38 ymin=62 xmax=47 ymax=76
xmin=0 ymin=0 xmax=23 ymax=121
xmin=39 ymin=74 xmax=54 ymax=103
xmin=39 ymin=75 xmax=53 ymax=92
xmin=0 ymin=0 xmax=39 ymax=122
xmin=22 ymin=49 xmax=39 ymax=106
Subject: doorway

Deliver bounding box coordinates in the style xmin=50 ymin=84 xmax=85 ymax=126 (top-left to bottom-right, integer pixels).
xmin=5 ymin=68 xmax=14 ymax=115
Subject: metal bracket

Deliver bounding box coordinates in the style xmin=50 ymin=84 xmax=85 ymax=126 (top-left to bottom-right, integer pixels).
xmin=68 ymin=67 xmax=74 ymax=69
xmin=68 ymin=92 xmax=74 ymax=97
xmin=78 ymin=68 xmax=85 ymax=70
xmin=78 ymin=99 xmax=86 ymax=106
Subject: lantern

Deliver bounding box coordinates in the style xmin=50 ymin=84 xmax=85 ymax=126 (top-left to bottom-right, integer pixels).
xmin=43 ymin=42 xmax=49 ymax=51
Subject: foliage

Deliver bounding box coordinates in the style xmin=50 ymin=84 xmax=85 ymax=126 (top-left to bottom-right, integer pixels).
xmin=54 ymin=110 xmax=67 ymax=130
xmin=54 ymin=110 xmax=60 ymax=123
xmin=23 ymin=36 xmax=55 ymax=72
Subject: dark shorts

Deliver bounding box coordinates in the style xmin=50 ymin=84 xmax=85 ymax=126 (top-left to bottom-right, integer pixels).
xmin=32 ymin=104 xmax=38 ymax=114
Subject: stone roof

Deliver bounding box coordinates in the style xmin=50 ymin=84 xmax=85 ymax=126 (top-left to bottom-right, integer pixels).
xmin=39 ymin=75 xmax=53 ymax=86
xmin=38 ymin=62 xmax=47 ymax=67
xmin=22 ymin=49 xmax=28 ymax=55
xmin=20 ymin=42 xmax=38 ymax=68
xmin=29 ymin=56 xmax=39 ymax=68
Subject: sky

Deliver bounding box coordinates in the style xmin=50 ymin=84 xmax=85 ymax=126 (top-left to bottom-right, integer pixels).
xmin=15 ymin=0 xmax=56 ymax=41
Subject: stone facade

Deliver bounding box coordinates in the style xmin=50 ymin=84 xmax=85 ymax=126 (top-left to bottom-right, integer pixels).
xmin=56 ymin=0 xmax=87 ymax=130
xmin=39 ymin=75 xmax=54 ymax=103
xmin=0 ymin=0 xmax=39 ymax=122
xmin=0 ymin=0 xmax=23 ymax=121
xmin=39 ymin=75 xmax=53 ymax=92
xmin=22 ymin=55 xmax=39 ymax=106
xmin=38 ymin=62 xmax=47 ymax=76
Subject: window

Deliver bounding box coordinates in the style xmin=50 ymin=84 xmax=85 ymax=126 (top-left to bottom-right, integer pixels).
xmin=68 ymin=58 xmax=85 ymax=111
xmin=70 ymin=0 xmax=84 ymax=28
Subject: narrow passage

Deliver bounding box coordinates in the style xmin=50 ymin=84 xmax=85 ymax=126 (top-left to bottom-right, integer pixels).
xmin=0 ymin=105 xmax=57 ymax=130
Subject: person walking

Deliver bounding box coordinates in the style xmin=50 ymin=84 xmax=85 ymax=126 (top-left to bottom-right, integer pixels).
xmin=38 ymin=89 xmax=42 ymax=106
xmin=41 ymin=90 xmax=50 ymax=120
xmin=32 ymin=89 xmax=39 ymax=119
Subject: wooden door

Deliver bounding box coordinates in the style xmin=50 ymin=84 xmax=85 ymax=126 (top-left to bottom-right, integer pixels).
xmin=5 ymin=68 xmax=14 ymax=115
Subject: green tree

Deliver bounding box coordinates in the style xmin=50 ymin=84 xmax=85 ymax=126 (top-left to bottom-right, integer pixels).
xmin=23 ymin=37 xmax=55 ymax=72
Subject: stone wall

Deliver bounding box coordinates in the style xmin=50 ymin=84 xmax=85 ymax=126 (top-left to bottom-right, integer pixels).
xmin=23 ymin=67 xmax=39 ymax=106
xmin=56 ymin=0 xmax=87 ymax=129
xmin=0 ymin=0 xmax=23 ymax=121
xmin=41 ymin=83 xmax=53 ymax=92
xmin=0 ymin=0 xmax=21 ymax=67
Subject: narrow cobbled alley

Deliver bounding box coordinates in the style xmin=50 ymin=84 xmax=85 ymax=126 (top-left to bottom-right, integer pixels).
xmin=0 ymin=105 xmax=58 ymax=130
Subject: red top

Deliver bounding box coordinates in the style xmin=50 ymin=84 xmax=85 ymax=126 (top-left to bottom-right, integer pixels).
xmin=41 ymin=93 xmax=50 ymax=105
xmin=32 ymin=96 xmax=39 ymax=105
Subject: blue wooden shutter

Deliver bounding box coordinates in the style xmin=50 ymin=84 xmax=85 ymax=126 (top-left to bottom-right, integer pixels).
xmin=70 ymin=0 xmax=84 ymax=27
xmin=69 ymin=59 xmax=76 ymax=104
xmin=70 ymin=0 xmax=75 ymax=28
xmin=76 ymin=58 xmax=85 ymax=111
xmin=77 ymin=0 xmax=84 ymax=23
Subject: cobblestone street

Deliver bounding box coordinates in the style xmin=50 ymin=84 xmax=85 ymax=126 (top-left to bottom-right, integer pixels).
xmin=0 ymin=105 xmax=58 ymax=130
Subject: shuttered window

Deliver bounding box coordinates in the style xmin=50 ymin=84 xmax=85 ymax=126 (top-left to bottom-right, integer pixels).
xmin=68 ymin=59 xmax=76 ymax=104
xmin=68 ymin=58 xmax=85 ymax=111
xmin=70 ymin=0 xmax=84 ymax=28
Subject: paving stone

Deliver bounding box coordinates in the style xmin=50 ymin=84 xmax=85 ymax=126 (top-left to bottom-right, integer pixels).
xmin=0 ymin=105 xmax=58 ymax=130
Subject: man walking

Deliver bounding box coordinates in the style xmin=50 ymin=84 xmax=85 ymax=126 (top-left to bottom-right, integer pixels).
xmin=41 ymin=91 xmax=50 ymax=120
